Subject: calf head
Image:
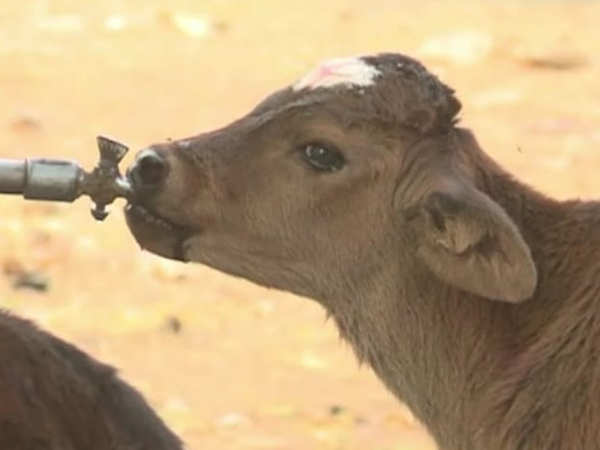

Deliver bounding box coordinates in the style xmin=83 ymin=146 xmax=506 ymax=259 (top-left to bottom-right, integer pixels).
xmin=125 ymin=53 xmax=537 ymax=305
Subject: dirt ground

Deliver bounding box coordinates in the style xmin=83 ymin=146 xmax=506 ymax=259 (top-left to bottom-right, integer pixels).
xmin=1 ymin=1 xmax=599 ymax=449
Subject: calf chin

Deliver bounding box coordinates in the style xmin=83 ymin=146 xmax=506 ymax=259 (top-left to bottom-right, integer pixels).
xmin=124 ymin=204 xmax=191 ymax=261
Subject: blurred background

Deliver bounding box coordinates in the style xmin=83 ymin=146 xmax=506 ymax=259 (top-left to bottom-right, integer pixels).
xmin=1 ymin=1 xmax=599 ymax=449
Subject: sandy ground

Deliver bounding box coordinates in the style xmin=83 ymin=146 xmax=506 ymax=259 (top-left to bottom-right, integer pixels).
xmin=1 ymin=1 xmax=600 ymax=449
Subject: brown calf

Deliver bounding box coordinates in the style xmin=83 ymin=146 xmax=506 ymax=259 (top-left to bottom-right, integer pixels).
xmin=125 ymin=53 xmax=600 ymax=450
xmin=0 ymin=311 xmax=182 ymax=450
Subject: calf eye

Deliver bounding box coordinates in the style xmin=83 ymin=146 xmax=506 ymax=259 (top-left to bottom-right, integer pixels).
xmin=303 ymin=144 xmax=345 ymax=172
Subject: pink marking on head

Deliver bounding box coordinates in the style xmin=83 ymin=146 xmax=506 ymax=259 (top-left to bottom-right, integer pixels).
xmin=293 ymin=57 xmax=381 ymax=91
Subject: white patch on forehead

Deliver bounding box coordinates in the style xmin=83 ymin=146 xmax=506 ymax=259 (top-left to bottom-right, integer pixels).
xmin=293 ymin=57 xmax=381 ymax=91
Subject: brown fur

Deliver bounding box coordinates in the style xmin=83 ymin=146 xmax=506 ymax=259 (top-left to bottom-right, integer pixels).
xmin=125 ymin=53 xmax=600 ymax=449
xmin=0 ymin=310 xmax=182 ymax=450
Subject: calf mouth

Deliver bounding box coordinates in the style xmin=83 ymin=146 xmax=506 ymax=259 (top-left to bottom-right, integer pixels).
xmin=124 ymin=203 xmax=195 ymax=261
xmin=125 ymin=204 xmax=180 ymax=232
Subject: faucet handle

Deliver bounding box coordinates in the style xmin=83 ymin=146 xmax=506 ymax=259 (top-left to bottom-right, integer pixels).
xmin=84 ymin=135 xmax=134 ymax=221
xmin=97 ymin=135 xmax=129 ymax=168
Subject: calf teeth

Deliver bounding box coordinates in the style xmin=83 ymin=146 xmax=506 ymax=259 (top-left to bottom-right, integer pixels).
xmin=128 ymin=204 xmax=176 ymax=231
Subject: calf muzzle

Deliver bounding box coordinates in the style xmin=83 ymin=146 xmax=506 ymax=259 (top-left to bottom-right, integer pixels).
xmin=127 ymin=148 xmax=169 ymax=193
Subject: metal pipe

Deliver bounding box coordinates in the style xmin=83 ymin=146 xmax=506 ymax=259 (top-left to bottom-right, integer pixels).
xmin=0 ymin=159 xmax=26 ymax=194
xmin=0 ymin=135 xmax=134 ymax=221
xmin=24 ymin=159 xmax=83 ymax=202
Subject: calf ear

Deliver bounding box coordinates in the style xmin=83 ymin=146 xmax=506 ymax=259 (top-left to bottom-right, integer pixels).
xmin=409 ymin=181 xmax=537 ymax=303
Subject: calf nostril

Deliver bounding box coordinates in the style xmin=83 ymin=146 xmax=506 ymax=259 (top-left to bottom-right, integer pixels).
xmin=131 ymin=149 xmax=168 ymax=188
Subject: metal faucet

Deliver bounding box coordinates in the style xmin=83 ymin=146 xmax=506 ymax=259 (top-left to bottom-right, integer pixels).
xmin=0 ymin=136 xmax=134 ymax=221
